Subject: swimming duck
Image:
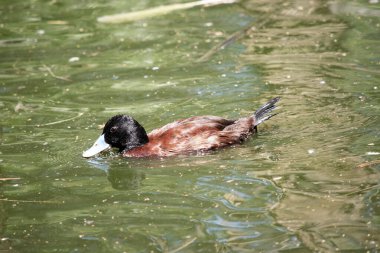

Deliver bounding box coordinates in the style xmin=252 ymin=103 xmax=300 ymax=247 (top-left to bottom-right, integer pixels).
xmin=82 ymin=97 xmax=280 ymax=158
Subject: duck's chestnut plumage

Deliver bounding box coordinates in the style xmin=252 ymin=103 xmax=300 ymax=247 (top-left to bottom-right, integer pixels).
xmin=82 ymin=97 xmax=280 ymax=158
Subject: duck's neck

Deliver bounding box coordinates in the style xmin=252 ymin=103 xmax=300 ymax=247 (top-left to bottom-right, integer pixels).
xmin=121 ymin=142 xmax=152 ymax=157
xmin=120 ymin=139 xmax=149 ymax=153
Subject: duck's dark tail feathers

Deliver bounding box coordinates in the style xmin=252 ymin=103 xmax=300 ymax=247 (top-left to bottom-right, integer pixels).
xmin=253 ymin=97 xmax=280 ymax=127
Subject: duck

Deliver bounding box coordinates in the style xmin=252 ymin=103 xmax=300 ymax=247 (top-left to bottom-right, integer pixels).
xmin=82 ymin=97 xmax=280 ymax=158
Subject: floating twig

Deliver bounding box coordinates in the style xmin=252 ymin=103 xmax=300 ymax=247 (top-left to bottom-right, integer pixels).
xmin=98 ymin=0 xmax=238 ymax=24
xmin=345 ymin=184 xmax=380 ymax=196
xmin=36 ymin=112 xmax=84 ymax=127
xmin=9 ymin=112 xmax=84 ymax=127
xmin=356 ymin=160 xmax=380 ymax=169
xmin=196 ymin=20 xmax=269 ymax=62
xmin=0 ymin=198 xmax=60 ymax=204
xmin=196 ymin=28 xmax=249 ymax=62
xmin=42 ymin=64 xmax=71 ymax=82
xmin=0 ymin=178 xmax=21 ymax=181
xmin=169 ymin=237 xmax=197 ymax=253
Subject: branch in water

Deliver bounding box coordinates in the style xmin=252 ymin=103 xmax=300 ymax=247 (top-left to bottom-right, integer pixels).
xmin=97 ymin=0 xmax=238 ymax=24
xmin=0 ymin=198 xmax=60 ymax=204
xmin=42 ymin=65 xmax=71 ymax=82
xmin=196 ymin=20 xmax=269 ymax=63
xmin=36 ymin=112 xmax=84 ymax=127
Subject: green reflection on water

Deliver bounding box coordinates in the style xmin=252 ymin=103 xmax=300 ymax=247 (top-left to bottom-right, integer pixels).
xmin=1 ymin=0 xmax=379 ymax=252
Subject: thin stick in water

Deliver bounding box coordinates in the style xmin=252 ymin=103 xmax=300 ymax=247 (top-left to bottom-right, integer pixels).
xmin=98 ymin=0 xmax=238 ymax=24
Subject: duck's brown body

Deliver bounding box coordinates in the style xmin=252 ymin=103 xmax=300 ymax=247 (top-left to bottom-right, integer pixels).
xmin=123 ymin=116 xmax=254 ymax=157
xmin=82 ymin=97 xmax=280 ymax=158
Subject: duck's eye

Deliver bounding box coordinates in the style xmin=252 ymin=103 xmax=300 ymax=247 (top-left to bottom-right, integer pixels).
xmin=110 ymin=126 xmax=118 ymax=133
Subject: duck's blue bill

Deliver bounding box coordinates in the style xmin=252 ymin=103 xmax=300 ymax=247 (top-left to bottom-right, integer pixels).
xmin=82 ymin=134 xmax=110 ymax=158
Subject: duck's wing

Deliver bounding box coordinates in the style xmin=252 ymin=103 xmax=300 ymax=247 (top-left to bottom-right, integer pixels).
xmin=144 ymin=116 xmax=246 ymax=155
xmin=148 ymin=116 xmax=234 ymax=137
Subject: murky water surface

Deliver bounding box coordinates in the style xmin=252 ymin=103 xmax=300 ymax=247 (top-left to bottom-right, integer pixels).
xmin=1 ymin=0 xmax=379 ymax=252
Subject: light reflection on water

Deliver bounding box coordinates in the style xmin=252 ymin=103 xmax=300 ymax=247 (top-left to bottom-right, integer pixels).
xmin=0 ymin=0 xmax=379 ymax=252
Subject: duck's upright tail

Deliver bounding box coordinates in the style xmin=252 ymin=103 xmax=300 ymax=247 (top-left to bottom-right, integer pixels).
xmin=253 ymin=97 xmax=280 ymax=127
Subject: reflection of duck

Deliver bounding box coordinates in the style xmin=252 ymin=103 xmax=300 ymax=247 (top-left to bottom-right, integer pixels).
xmin=107 ymin=168 xmax=145 ymax=190
xmin=85 ymin=159 xmax=145 ymax=190
xmin=83 ymin=97 xmax=280 ymax=158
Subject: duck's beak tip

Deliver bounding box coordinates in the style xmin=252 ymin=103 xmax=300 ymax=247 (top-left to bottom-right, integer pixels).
xmin=82 ymin=134 xmax=110 ymax=158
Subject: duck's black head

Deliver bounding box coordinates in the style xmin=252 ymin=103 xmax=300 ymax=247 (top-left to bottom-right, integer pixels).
xmin=82 ymin=115 xmax=149 ymax=158
xmin=103 ymin=115 xmax=149 ymax=152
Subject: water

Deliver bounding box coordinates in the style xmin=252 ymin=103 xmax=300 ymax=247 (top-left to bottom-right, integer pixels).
xmin=1 ymin=0 xmax=379 ymax=252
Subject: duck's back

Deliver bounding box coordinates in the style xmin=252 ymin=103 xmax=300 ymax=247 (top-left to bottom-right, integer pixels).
xmin=123 ymin=115 xmax=255 ymax=157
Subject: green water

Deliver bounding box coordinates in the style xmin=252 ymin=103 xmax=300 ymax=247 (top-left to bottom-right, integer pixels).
xmin=1 ymin=0 xmax=379 ymax=252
